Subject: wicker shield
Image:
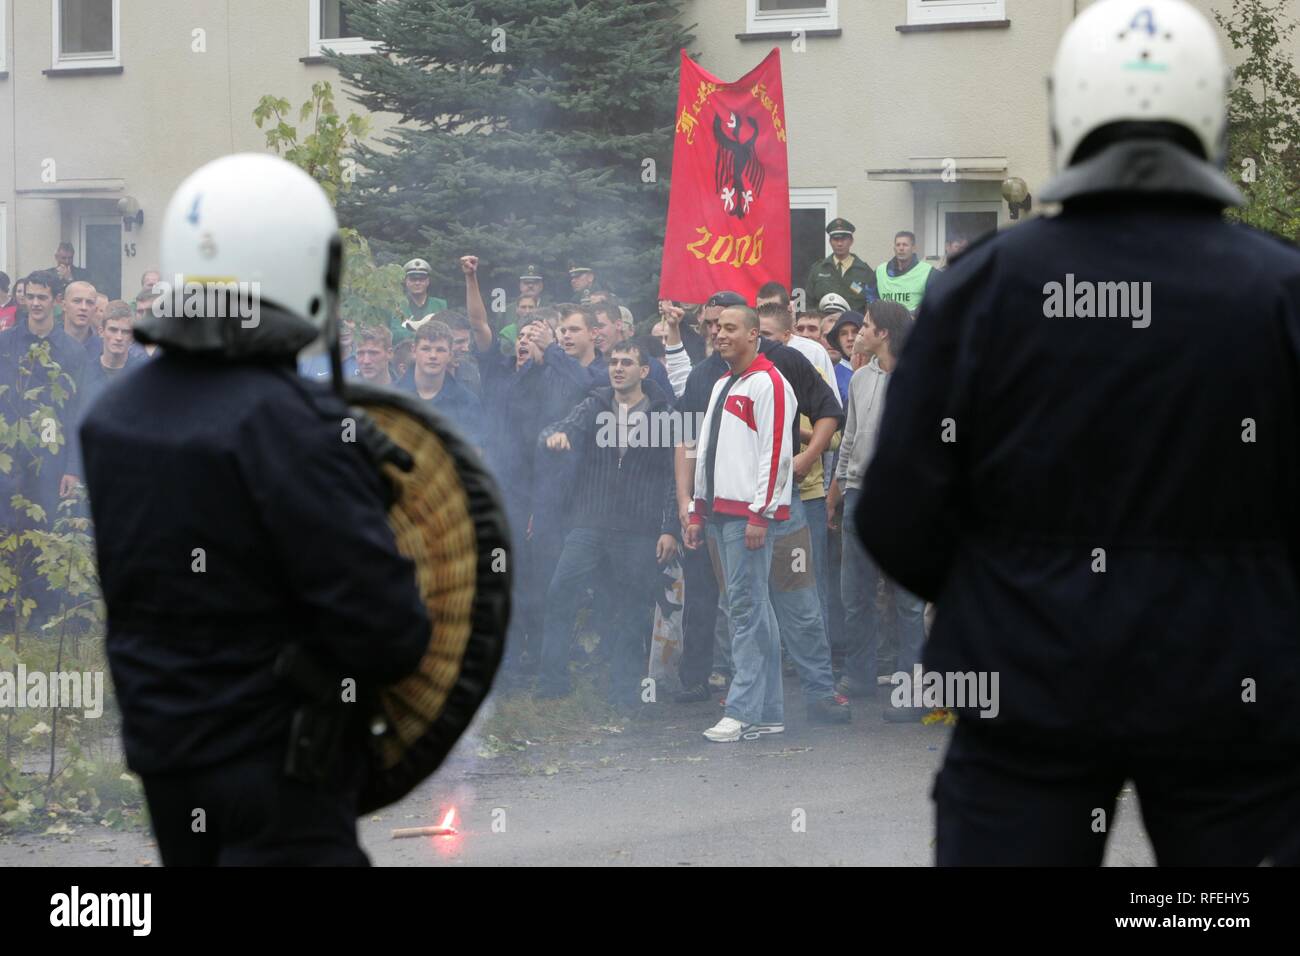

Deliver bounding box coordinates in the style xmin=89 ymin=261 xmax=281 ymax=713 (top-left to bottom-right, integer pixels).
xmin=341 ymin=382 xmax=510 ymax=814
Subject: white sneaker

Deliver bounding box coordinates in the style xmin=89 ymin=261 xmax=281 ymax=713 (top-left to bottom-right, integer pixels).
xmin=742 ymin=722 xmax=785 ymax=740
xmin=708 ymin=672 xmax=729 ymax=690
xmin=703 ymin=717 xmax=750 ymax=742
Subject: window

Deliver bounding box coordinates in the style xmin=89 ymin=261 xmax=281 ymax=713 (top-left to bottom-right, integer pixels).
xmin=924 ymin=198 xmax=1001 ymax=259
xmin=746 ymin=0 xmax=837 ymax=34
xmin=790 ymin=188 xmax=837 ymax=298
xmin=52 ymin=0 xmax=120 ymax=70
xmin=906 ymin=0 xmax=1005 ymax=26
xmin=309 ymin=0 xmax=379 ymax=56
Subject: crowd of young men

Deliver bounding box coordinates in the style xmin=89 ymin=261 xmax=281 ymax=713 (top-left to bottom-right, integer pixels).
xmin=0 ymin=251 xmax=158 ymax=541
xmin=0 ymin=230 xmax=936 ymax=743
xmin=322 ymin=239 xmax=938 ymax=742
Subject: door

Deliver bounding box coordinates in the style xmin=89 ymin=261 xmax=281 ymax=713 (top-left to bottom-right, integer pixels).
xmin=791 ymin=208 xmax=829 ymax=294
xmin=789 ymin=187 xmax=836 ymax=303
xmin=79 ymin=215 xmax=121 ymax=300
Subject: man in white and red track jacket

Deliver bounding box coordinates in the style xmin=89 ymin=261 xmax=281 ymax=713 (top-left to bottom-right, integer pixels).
xmin=685 ymin=306 xmax=796 ymax=743
xmin=688 ymin=343 xmax=796 ymax=529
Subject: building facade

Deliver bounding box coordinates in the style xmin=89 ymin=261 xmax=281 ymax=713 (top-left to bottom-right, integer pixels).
xmin=0 ymin=0 xmax=377 ymax=299
xmin=0 ymin=1 xmax=1293 ymax=302
xmin=683 ymin=0 xmax=1296 ymax=291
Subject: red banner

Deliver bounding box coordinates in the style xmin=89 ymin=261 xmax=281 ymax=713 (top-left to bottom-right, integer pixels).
xmin=659 ymin=49 xmax=791 ymax=304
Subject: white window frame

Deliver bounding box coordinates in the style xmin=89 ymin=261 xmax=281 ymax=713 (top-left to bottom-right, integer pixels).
xmin=1 ymin=0 xmax=9 ymax=73
xmin=790 ymin=187 xmax=838 ymax=259
xmin=906 ymin=0 xmax=1005 ymax=26
xmin=51 ymin=0 xmax=121 ymax=71
xmin=746 ymin=0 xmax=838 ymax=34
xmin=929 ymin=199 xmax=1001 ymax=259
xmin=309 ymin=0 xmax=380 ymax=56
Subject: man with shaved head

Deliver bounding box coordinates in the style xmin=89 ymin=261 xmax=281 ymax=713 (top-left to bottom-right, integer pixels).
xmin=673 ymin=293 xmax=844 ymax=719
xmin=686 ymin=305 xmax=797 ymax=743
xmin=61 ymin=280 xmax=103 ymax=358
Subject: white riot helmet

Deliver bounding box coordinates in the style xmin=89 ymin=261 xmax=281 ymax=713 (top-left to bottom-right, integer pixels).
xmin=1049 ymin=0 xmax=1229 ymax=171
xmin=144 ymin=153 xmax=340 ymax=355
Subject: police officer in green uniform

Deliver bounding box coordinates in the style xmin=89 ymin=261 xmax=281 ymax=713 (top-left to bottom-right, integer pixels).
xmin=875 ymin=231 xmax=937 ymax=314
xmin=501 ymin=264 xmax=546 ymax=346
xmin=568 ymin=261 xmax=605 ymax=305
xmin=393 ymin=258 xmax=449 ymax=344
xmin=519 ymin=264 xmax=546 ymax=307
xmin=804 ymin=218 xmax=876 ymax=314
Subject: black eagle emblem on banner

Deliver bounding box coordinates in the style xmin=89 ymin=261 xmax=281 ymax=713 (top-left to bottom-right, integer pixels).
xmin=713 ymin=112 xmax=766 ymax=219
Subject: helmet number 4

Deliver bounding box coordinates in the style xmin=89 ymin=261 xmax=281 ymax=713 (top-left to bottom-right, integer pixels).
xmin=1130 ymin=8 xmax=1156 ymax=35
xmin=187 ymin=195 xmax=202 ymax=226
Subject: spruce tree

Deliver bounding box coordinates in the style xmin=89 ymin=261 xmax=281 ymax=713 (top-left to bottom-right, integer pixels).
xmin=333 ymin=0 xmax=695 ymax=317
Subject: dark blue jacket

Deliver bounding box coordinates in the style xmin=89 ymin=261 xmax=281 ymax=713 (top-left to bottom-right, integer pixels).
xmin=0 ymin=322 xmax=87 ymax=519
xmin=477 ymin=337 xmax=605 ymax=530
xmin=71 ymin=329 xmax=103 ymax=360
xmin=858 ymin=142 xmax=1300 ymax=759
xmin=395 ymin=366 xmax=485 ymax=448
xmin=539 ymin=379 xmax=677 ymax=537
xmin=641 ymin=353 xmax=675 ymax=404
xmin=297 ymin=351 xmax=359 ymax=383
xmin=68 ymin=354 xmax=147 ymax=478
xmin=81 ymin=353 xmax=146 ymax=407
xmin=79 ymin=355 xmax=429 ymax=774
xmin=833 ymin=362 xmax=853 ymax=407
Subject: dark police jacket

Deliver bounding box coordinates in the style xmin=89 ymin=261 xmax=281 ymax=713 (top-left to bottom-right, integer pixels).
xmin=804 ymin=253 xmax=877 ymax=312
xmin=80 ymin=355 xmax=430 ymax=775
xmin=857 ymin=140 xmax=1300 ymax=760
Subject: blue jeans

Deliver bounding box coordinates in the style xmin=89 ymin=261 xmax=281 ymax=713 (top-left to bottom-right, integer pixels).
xmin=501 ymin=491 xmax=537 ymax=667
xmin=840 ymin=489 xmax=926 ymax=687
xmin=801 ymin=495 xmax=831 ymax=634
xmin=539 ymin=527 xmax=661 ymax=706
xmin=709 ymin=518 xmax=783 ymax=726
xmin=713 ymin=592 xmax=733 ymax=674
xmin=768 ymin=495 xmax=836 ymax=702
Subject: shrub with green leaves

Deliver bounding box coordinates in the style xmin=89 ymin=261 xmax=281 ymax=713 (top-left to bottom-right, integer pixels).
xmin=0 ymin=343 xmax=142 ymax=833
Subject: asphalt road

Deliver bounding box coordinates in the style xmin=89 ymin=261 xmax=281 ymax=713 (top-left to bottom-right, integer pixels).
xmin=0 ymin=682 xmax=1157 ymax=866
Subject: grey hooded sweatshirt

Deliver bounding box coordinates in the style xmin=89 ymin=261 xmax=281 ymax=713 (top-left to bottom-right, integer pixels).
xmin=835 ymin=356 xmax=890 ymax=491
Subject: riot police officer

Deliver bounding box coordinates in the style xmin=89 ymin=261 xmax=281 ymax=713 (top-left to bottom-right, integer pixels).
xmin=858 ymin=0 xmax=1300 ymax=865
xmin=80 ymin=154 xmax=431 ymax=865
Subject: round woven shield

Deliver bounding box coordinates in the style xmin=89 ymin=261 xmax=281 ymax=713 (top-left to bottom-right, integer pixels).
xmin=342 ymin=383 xmax=510 ymax=814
